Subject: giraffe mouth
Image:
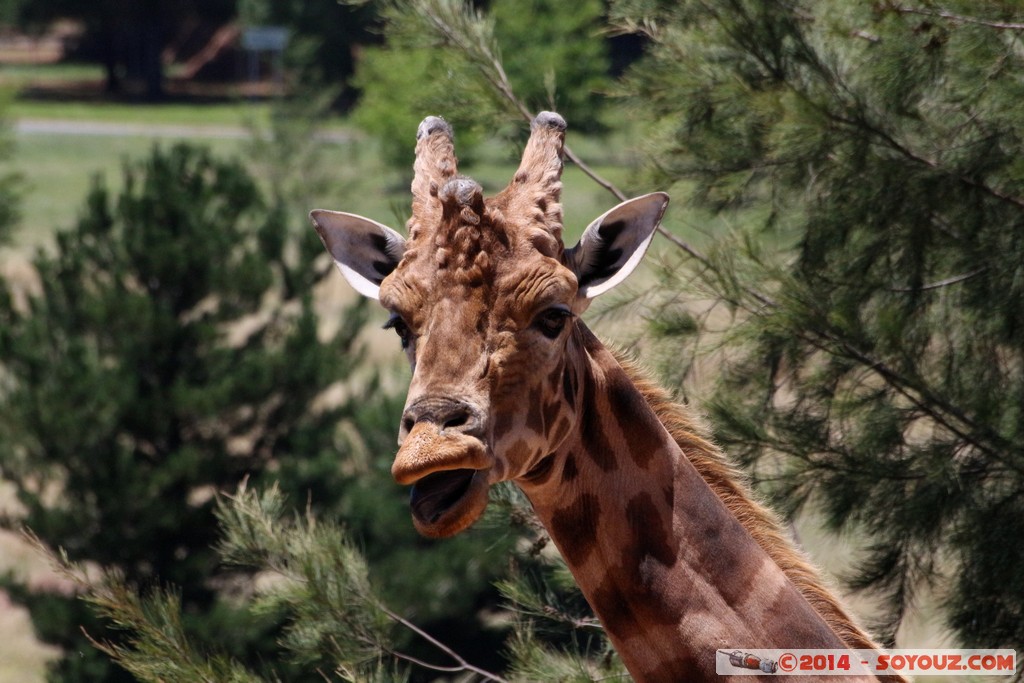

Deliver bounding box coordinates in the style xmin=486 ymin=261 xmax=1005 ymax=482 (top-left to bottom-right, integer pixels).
xmin=407 ymin=468 xmax=489 ymax=537
xmin=410 ymin=468 xmax=477 ymax=523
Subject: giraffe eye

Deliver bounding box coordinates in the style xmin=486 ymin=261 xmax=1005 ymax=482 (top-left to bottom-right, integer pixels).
xmin=384 ymin=314 xmax=413 ymax=349
xmin=535 ymin=307 xmax=574 ymax=339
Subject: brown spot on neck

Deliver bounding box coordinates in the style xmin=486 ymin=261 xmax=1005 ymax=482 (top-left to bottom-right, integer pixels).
xmin=548 ymin=492 xmax=600 ymax=567
xmin=606 ymin=370 xmax=666 ymax=469
xmin=525 ymin=384 xmax=545 ymax=434
xmin=521 ymin=453 xmax=557 ymax=486
xmin=578 ymin=369 xmax=617 ymax=472
xmin=624 ymin=492 xmax=676 ymax=569
xmin=561 ymin=451 xmax=579 ymax=482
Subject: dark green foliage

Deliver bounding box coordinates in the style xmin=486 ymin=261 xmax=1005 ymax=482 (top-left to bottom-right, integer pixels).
xmin=11 ymin=0 xmax=236 ymax=98
xmin=0 ymin=143 xmax=370 ymax=681
xmin=489 ymin=0 xmax=610 ymax=132
xmin=239 ymin=0 xmax=379 ymax=108
xmin=616 ymin=0 xmax=1024 ymax=649
xmin=352 ymin=39 xmax=496 ymax=170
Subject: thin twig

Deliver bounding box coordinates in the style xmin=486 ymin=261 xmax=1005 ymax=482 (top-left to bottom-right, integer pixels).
xmin=385 ymin=648 xmax=467 ymax=675
xmin=890 ymin=268 xmax=988 ymax=292
xmin=560 ymin=144 xmax=626 ymax=202
xmin=381 ymin=606 xmax=510 ymax=683
xmin=892 ymin=5 xmax=1024 ymax=31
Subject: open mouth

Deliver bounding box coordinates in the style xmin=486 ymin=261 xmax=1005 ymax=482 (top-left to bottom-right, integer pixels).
xmin=409 ymin=468 xmax=478 ymax=524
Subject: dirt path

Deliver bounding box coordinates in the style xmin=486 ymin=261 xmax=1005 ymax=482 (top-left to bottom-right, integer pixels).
xmin=14 ymin=118 xmax=355 ymax=143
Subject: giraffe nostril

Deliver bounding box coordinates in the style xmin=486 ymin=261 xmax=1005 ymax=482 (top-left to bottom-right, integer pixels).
xmin=442 ymin=411 xmax=469 ymax=430
xmin=402 ymin=416 xmax=415 ymax=434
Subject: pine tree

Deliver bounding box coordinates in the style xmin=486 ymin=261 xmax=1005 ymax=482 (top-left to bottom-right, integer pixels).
xmin=612 ymin=0 xmax=1024 ymax=649
xmin=0 ymin=143 xmax=375 ymax=681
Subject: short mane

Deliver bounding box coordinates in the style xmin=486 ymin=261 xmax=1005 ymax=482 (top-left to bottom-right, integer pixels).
xmin=614 ymin=351 xmax=893 ymax=659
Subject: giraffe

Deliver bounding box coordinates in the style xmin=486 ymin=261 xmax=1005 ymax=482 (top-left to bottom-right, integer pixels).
xmin=311 ymin=112 xmax=896 ymax=682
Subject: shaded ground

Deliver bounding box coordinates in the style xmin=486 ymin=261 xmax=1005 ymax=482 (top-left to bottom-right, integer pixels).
xmin=17 ymin=75 xmax=287 ymax=102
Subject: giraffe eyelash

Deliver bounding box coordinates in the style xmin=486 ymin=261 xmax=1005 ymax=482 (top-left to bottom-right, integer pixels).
xmin=383 ymin=314 xmax=413 ymax=348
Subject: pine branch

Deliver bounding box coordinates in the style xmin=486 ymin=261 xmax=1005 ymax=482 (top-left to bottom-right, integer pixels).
xmin=721 ymin=252 xmax=1021 ymax=471
xmin=496 ymin=571 xmax=604 ymax=635
xmin=24 ymin=530 xmax=264 ymax=683
xmin=505 ymin=620 xmax=624 ymax=682
xmin=219 ymin=484 xmax=511 ymax=682
xmin=791 ymin=320 xmax=1024 ymax=476
xmin=695 ymin=0 xmax=1024 ymax=213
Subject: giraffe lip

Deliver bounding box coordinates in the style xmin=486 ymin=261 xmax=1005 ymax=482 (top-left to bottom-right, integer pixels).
xmin=409 ymin=469 xmax=478 ymax=524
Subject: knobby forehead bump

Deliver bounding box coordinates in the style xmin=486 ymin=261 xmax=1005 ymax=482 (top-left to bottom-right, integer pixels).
xmin=439 ymin=177 xmax=485 ymax=225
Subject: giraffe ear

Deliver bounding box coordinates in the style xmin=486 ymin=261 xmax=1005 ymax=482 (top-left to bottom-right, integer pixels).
xmin=565 ymin=192 xmax=669 ymax=298
xmin=310 ymin=209 xmax=407 ymax=300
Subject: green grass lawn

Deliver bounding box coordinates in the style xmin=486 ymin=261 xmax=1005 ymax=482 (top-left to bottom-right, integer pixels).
xmin=0 ymin=62 xmax=104 ymax=84
xmin=11 ymin=133 xmax=249 ymax=249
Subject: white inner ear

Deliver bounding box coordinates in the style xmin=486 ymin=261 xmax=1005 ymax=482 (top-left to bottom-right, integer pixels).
xmin=310 ymin=209 xmax=406 ymax=300
xmin=336 ymin=262 xmax=390 ymax=300
xmin=567 ymin=192 xmax=669 ymax=299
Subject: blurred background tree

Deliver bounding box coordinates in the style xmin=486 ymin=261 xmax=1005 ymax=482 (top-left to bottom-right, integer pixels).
xmin=237 ymin=0 xmax=379 ymax=109
xmin=0 ymin=143 xmax=362 ymax=680
xmin=11 ymin=0 xmax=237 ymax=99
xmin=350 ymin=0 xmax=612 ymax=170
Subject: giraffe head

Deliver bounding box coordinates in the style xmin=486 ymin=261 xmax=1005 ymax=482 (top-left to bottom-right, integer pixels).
xmin=312 ymin=113 xmax=668 ymax=537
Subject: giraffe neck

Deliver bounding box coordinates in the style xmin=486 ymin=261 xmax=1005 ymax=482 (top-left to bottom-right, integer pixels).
xmin=517 ymin=325 xmax=857 ymax=682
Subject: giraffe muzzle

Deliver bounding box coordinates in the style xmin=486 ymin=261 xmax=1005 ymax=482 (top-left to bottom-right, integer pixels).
xmin=393 ymin=397 xmax=493 ymax=537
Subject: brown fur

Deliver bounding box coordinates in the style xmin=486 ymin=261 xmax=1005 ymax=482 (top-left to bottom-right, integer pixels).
xmin=614 ymin=352 xmax=906 ymax=681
